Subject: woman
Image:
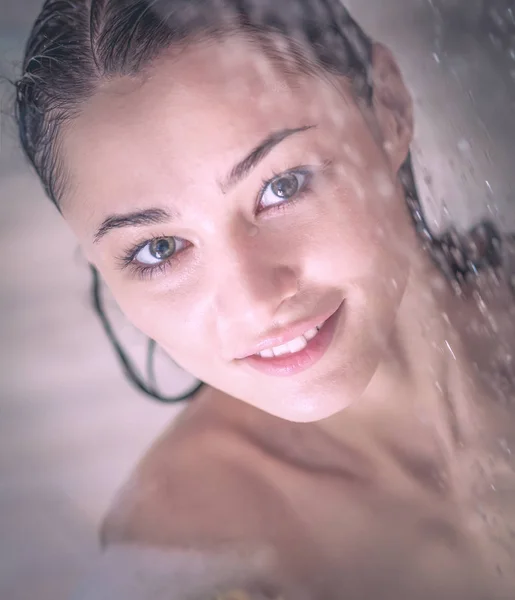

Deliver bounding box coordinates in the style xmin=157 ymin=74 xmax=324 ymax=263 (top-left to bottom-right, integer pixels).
xmin=15 ymin=0 xmax=515 ymax=598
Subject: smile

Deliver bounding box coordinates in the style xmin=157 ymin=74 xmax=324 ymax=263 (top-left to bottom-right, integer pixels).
xmin=256 ymin=324 xmax=324 ymax=358
xmin=240 ymin=301 xmax=344 ymax=377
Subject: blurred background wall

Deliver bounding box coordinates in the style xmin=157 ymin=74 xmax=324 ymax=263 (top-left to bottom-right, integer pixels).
xmin=0 ymin=0 xmax=514 ymax=599
xmin=0 ymin=5 xmax=184 ymax=598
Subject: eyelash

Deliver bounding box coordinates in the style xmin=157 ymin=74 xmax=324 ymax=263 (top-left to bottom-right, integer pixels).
xmin=257 ymin=166 xmax=313 ymax=215
xmin=119 ymin=165 xmax=316 ymax=280
xmin=116 ymin=232 xmax=182 ymax=280
xmin=122 ymin=257 xmax=173 ymax=280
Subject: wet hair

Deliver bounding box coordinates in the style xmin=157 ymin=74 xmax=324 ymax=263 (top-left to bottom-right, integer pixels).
xmin=16 ymin=0 xmax=503 ymax=403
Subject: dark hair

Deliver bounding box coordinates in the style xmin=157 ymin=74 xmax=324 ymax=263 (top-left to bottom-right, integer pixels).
xmin=16 ymin=0 xmax=503 ymax=403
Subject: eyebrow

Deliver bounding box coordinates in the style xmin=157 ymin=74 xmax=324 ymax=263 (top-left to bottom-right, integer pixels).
xmin=93 ymin=208 xmax=173 ymax=243
xmin=221 ymin=124 xmax=315 ymax=192
xmin=93 ymin=124 xmax=315 ymax=243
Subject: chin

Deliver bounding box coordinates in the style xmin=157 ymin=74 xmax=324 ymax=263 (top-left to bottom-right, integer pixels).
xmin=259 ymin=391 xmax=355 ymax=423
xmin=254 ymin=352 xmax=383 ymax=423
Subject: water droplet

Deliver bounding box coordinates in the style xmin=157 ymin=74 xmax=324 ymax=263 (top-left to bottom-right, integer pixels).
xmin=457 ymin=141 xmax=470 ymax=156
xmin=445 ymin=340 xmax=456 ymax=361
xmin=499 ymin=438 xmax=512 ymax=456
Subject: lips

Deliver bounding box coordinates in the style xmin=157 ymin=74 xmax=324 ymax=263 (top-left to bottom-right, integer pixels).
xmin=236 ymin=304 xmax=342 ymax=360
xmin=255 ymin=324 xmax=322 ymax=358
xmin=238 ymin=301 xmax=344 ymax=377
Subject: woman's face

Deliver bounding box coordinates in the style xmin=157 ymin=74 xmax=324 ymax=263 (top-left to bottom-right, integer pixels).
xmin=61 ymin=35 xmax=415 ymax=422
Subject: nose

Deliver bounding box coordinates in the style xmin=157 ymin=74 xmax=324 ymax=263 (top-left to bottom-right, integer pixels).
xmin=211 ymin=226 xmax=299 ymax=358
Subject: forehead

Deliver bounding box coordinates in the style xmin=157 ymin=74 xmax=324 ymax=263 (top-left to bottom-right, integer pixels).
xmin=61 ymin=35 xmax=356 ymax=217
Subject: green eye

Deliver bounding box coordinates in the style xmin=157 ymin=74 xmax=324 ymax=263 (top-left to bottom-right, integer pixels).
xmin=271 ymin=173 xmax=300 ymax=198
xmin=150 ymin=237 xmax=176 ymax=259
xmin=260 ymin=170 xmax=309 ymax=210
xmin=136 ymin=236 xmax=177 ymax=265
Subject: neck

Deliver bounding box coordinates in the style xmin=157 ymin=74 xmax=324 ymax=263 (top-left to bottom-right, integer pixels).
xmin=321 ymin=247 xmax=484 ymax=470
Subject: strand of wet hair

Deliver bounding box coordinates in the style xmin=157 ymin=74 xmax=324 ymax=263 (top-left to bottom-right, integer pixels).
xmin=90 ymin=264 xmax=205 ymax=403
xmin=400 ymin=153 xmax=504 ymax=285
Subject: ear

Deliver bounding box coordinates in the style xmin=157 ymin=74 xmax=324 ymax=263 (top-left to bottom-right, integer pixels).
xmin=370 ymin=43 xmax=414 ymax=174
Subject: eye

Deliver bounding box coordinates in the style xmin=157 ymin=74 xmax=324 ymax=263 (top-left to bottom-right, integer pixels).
xmin=259 ymin=170 xmax=310 ymax=211
xmin=134 ymin=236 xmax=186 ymax=265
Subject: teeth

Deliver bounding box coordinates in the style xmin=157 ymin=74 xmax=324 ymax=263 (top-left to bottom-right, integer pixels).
xmin=272 ymin=342 xmax=292 ymax=357
xmin=303 ymin=327 xmax=319 ymax=341
xmin=257 ymin=323 xmax=324 ymax=359
xmin=259 ymin=348 xmax=275 ymax=358
xmin=286 ymin=335 xmax=308 ymax=354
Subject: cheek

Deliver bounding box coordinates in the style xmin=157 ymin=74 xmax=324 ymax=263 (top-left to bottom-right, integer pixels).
xmin=312 ymin=178 xmax=409 ymax=284
xmin=104 ymin=282 xmax=201 ymax=356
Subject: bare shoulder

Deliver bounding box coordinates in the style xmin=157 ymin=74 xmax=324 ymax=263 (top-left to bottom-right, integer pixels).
xmin=91 ymin=390 xmax=287 ymax=599
xmin=101 ymin=387 xmax=282 ymax=548
xmin=72 ymin=544 xmax=284 ymax=600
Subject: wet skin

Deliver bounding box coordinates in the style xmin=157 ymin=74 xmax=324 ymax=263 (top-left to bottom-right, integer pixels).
xmin=59 ymin=36 xmax=515 ymax=599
